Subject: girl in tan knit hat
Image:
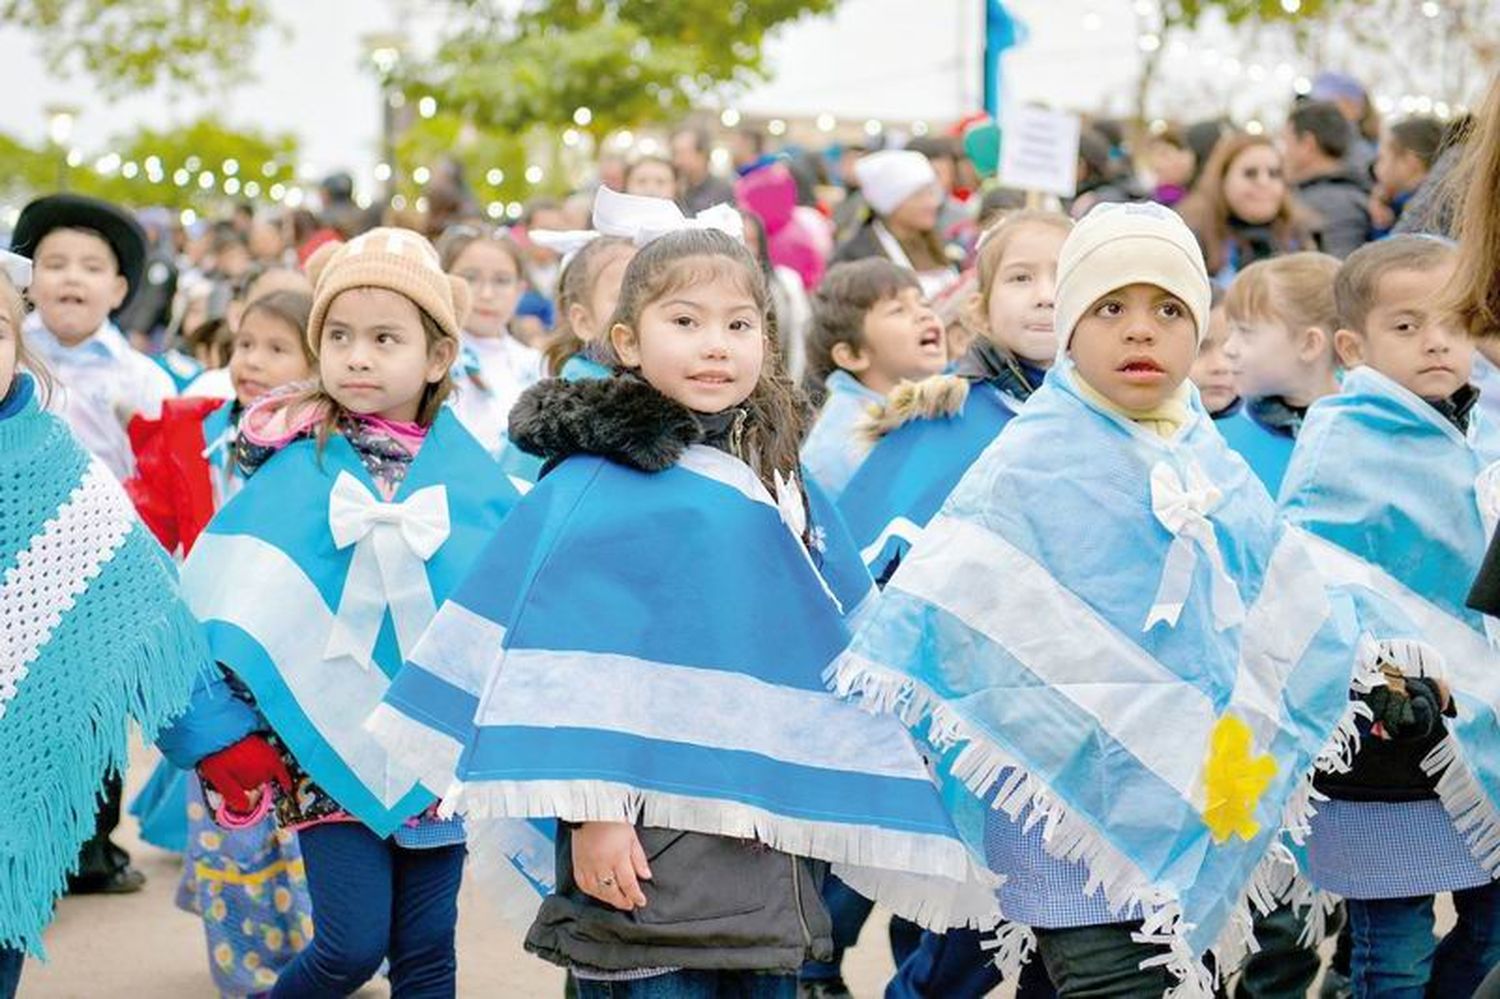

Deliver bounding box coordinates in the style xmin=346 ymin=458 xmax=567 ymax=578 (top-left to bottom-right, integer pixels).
xmin=156 ymin=227 xmax=522 ymax=995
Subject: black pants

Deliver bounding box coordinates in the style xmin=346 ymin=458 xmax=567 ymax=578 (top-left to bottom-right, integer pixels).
xmin=69 ymin=773 xmax=131 ymax=887
xmin=1033 ymin=922 xmax=1172 ymax=999
xmin=1232 ymin=902 xmax=1323 ymax=999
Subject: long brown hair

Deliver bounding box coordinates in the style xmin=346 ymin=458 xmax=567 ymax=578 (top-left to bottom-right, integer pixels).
xmin=1447 ymin=73 xmax=1500 ymax=340
xmin=1177 ymin=133 xmax=1312 ymax=275
xmin=604 ymin=228 xmax=809 ymax=493
xmin=542 ymin=236 xmax=635 ymax=376
xmin=284 ymin=303 xmax=454 ymax=451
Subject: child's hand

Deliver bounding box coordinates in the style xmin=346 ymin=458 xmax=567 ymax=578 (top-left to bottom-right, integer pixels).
xmin=197 ymin=734 xmax=292 ymax=815
xmin=572 ymin=821 xmax=652 ymax=911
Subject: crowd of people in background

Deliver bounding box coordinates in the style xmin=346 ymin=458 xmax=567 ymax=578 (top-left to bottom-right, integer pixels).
xmin=5 ymin=59 xmax=1500 ymax=999
xmin=78 ymin=69 xmax=1472 ymax=437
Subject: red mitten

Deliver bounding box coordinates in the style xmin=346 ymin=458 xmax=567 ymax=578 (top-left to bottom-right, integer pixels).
xmin=197 ymin=735 xmax=293 ymax=815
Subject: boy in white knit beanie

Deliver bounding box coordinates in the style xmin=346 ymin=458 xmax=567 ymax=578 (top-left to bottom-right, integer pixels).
xmin=842 ymin=201 xmax=1360 ymax=995
xmin=1053 ymin=200 xmax=1212 ymax=429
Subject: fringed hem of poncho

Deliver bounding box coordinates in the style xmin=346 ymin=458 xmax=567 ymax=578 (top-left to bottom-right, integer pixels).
xmin=0 ymin=596 xmax=203 ymax=955
xmin=826 ymin=647 xmax=1384 ymax=997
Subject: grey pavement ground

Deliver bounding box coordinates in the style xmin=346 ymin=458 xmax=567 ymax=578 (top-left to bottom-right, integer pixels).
xmin=21 ymin=738 xmax=1458 ymax=997
xmin=20 ymin=737 xmax=901 ymax=997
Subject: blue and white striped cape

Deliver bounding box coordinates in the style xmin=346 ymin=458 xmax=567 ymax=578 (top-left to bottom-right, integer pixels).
xmin=369 ymin=443 xmax=1000 ymax=931
xmin=1279 ymin=366 xmax=1500 ymax=884
xmin=833 ymin=361 xmax=1361 ymax=994
xmin=180 ymin=409 xmax=519 ymax=837
xmin=837 ymin=380 xmax=1021 ymax=584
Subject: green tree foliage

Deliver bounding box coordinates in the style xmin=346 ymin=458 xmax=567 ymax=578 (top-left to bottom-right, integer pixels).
xmin=404 ymin=0 xmax=838 ymax=137
xmin=2 ymin=0 xmax=273 ymax=96
xmin=0 ymin=118 xmax=298 ymax=211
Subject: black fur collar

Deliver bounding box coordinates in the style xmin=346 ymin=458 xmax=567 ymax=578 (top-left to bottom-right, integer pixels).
xmin=508 ymin=376 xmax=703 ymax=475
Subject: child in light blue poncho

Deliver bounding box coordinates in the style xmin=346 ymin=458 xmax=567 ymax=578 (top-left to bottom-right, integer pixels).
xmin=835 ymin=203 xmax=1363 ymax=997
xmin=0 ymin=254 xmax=206 ymax=998
xmin=371 ymin=223 xmax=997 ymax=998
xmin=1282 ymin=236 xmax=1500 ymax=997
xmin=800 ymin=258 xmax=948 ymax=500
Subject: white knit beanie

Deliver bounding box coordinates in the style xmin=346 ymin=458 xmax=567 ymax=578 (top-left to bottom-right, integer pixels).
xmin=1054 ymin=202 xmax=1211 ymax=359
xmin=855 ymin=150 xmax=938 ymax=217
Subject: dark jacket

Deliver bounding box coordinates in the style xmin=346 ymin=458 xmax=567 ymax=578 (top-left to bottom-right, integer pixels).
xmin=680 ymin=174 xmax=738 ymax=216
xmin=527 ymin=825 xmax=833 ymax=973
xmin=830 ymin=221 xmax=885 ymax=266
xmin=1296 ymin=168 xmax=1372 ymax=258
xmin=509 ymin=376 xmax=835 ymax=973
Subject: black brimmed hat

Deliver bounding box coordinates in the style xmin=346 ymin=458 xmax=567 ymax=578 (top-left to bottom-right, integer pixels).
xmin=10 ymin=194 xmax=148 ymax=311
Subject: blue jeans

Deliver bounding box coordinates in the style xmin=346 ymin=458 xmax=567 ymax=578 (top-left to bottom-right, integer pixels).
xmin=1347 ymin=880 xmax=1500 ymax=999
xmin=0 ymin=946 xmax=21 ymax=999
xmin=270 ymin=822 xmax=465 ymax=998
xmin=800 ymin=875 xmax=920 ymax=984
xmin=575 ymin=970 xmax=796 ymax=998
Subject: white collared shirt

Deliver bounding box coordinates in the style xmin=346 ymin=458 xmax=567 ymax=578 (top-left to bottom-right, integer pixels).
xmin=448 ymin=331 xmax=544 ymax=456
xmin=24 ymin=314 xmax=177 ymax=480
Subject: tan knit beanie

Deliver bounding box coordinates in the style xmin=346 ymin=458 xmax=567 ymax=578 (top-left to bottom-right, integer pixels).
xmin=304 ymin=227 xmax=471 ymax=356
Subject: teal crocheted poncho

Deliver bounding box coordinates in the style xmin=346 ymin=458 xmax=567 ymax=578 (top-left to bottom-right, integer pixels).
xmin=0 ymin=376 xmax=207 ymax=954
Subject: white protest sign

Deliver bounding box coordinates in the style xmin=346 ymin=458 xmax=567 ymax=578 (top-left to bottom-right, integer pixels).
xmin=999 ymin=105 xmax=1082 ymax=198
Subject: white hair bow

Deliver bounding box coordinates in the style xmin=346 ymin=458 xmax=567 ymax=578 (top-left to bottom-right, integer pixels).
xmin=528 ymin=186 xmax=745 ymax=273
xmin=593 ymin=186 xmax=743 ymax=247
xmin=0 ymin=250 xmax=32 ymax=291
xmin=528 ymin=229 xmax=599 ymax=259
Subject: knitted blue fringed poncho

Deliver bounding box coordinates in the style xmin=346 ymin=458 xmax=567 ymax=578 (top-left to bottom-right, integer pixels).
xmin=0 ymin=375 xmax=207 ymax=954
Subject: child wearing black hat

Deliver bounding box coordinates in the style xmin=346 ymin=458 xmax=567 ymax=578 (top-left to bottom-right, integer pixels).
xmin=9 ymin=193 xmax=176 ymax=898
xmin=11 ymin=193 xmax=176 ymax=483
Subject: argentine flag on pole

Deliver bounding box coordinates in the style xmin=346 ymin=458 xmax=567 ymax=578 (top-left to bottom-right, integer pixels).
xmin=832 ymin=361 xmax=1363 ymax=993
xmin=180 ymin=409 xmax=519 ymax=836
xmin=1279 ymin=366 xmax=1500 ymax=883
xmin=369 ymin=443 xmax=1001 ymax=931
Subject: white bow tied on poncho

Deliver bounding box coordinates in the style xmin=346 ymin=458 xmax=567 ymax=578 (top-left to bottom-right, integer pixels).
xmin=1146 ymin=459 xmax=1246 ymax=632
xmin=529 ymin=186 xmax=744 ymax=263
xmin=323 ymin=471 xmax=450 ymax=670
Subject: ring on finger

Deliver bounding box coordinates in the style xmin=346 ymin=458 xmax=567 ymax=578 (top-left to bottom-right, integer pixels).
xmin=599 ymin=874 xmax=616 ymax=887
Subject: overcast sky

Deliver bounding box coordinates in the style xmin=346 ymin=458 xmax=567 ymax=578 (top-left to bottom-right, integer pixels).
xmin=0 ymin=0 xmax=1481 ymax=192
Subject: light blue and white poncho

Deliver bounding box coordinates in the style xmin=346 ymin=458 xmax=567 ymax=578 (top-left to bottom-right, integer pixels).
xmin=180 ymin=409 xmax=519 ymax=837
xmin=838 ymin=377 xmax=1023 ymax=584
xmin=369 ymin=444 xmax=1000 ymax=932
xmin=832 ymin=361 xmax=1363 ymax=993
xmin=0 ymin=375 xmax=205 ymax=953
xmin=801 ymin=370 xmax=886 ymax=502
xmin=1279 ymin=366 xmax=1500 ymax=891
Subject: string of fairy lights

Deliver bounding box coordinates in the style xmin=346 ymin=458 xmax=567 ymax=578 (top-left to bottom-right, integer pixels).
xmin=3 ymin=0 xmax=1484 ymax=232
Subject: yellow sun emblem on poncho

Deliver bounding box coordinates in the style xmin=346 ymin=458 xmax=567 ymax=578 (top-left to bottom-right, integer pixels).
xmin=1203 ymin=714 xmax=1277 ymax=843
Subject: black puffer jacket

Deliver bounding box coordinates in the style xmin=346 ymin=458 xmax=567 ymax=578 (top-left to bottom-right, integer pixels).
xmin=508 ymin=375 xmax=835 ymax=974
